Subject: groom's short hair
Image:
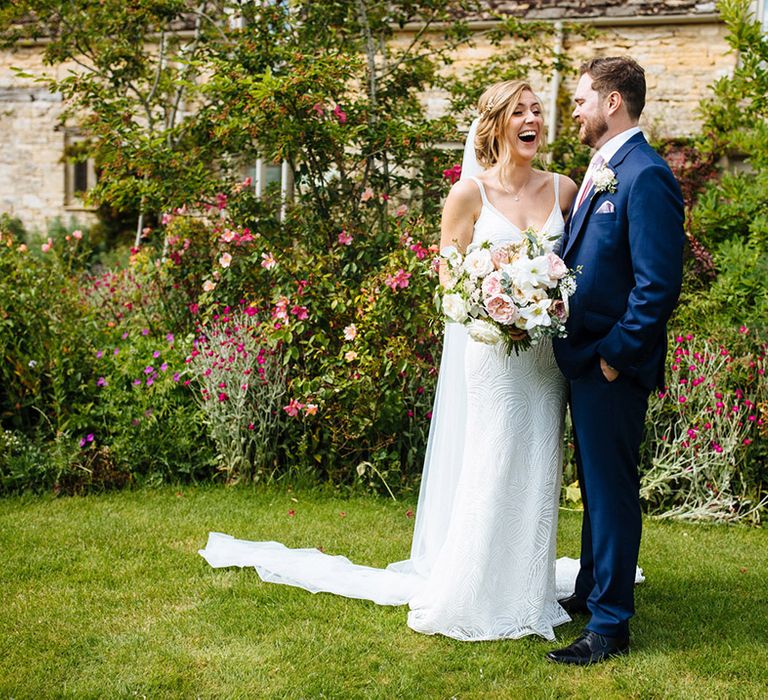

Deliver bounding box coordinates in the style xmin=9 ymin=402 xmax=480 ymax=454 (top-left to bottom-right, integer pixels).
xmin=580 ymin=56 xmax=646 ymax=121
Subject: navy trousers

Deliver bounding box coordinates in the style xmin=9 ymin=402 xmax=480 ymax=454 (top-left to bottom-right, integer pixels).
xmin=569 ymin=359 xmax=650 ymax=637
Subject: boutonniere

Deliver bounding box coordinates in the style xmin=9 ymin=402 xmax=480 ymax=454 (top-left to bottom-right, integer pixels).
xmin=592 ymin=165 xmax=618 ymax=194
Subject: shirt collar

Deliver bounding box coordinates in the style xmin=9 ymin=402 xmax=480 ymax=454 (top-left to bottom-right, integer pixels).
xmin=596 ymin=126 xmax=642 ymax=165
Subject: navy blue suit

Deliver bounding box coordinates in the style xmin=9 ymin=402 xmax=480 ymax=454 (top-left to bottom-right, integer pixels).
xmin=552 ymin=132 xmax=684 ymax=637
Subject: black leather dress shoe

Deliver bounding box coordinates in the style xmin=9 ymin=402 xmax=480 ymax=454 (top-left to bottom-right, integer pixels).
xmin=546 ymin=629 xmax=629 ymax=665
xmin=557 ymin=594 xmax=590 ymax=615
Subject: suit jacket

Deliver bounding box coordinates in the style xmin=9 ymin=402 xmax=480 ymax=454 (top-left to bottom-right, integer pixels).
xmin=552 ymin=132 xmax=685 ymax=391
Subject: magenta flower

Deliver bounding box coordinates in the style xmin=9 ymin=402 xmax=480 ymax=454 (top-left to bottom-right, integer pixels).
xmin=160 ymin=363 xmax=168 ymax=372
xmin=218 ymin=392 xmax=228 ymax=402
xmin=96 ymin=350 xmax=103 ymax=359
xmin=333 ymin=104 xmax=347 ymax=123
xmin=132 ymin=379 xmax=141 ymax=386
xmin=121 ymin=332 xmax=129 ymax=340
xmin=442 ymin=164 xmax=462 ymax=184
xmin=338 ymin=230 xmax=353 ymax=246
xmin=173 ymin=372 xmax=180 ymax=382
xmin=166 ymin=333 xmax=174 ymax=343
xmin=153 ymin=351 xmax=161 ymax=359
xmin=96 ymin=377 xmax=107 ymax=387
xmin=141 ymin=328 xmax=149 ymax=336
xmin=144 ymin=366 xmax=154 ymax=374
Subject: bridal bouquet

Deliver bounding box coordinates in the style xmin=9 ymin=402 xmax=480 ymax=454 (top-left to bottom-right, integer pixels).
xmin=437 ymin=229 xmax=578 ymax=353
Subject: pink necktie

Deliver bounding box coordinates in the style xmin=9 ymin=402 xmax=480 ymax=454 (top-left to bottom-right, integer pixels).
xmin=576 ymin=154 xmax=604 ymax=211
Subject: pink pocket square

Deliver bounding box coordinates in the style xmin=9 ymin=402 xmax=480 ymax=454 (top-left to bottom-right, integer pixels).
xmin=595 ymin=200 xmax=615 ymax=214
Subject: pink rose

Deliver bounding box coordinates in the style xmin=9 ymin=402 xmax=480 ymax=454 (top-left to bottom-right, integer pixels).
xmin=485 ymin=294 xmax=519 ymax=325
xmin=551 ymin=299 xmax=568 ymax=321
xmin=546 ymin=252 xmax=568 ymax=279
xmin=491 ymin=247 xmax=511 ymax=270
xmin=481 ymin=271 xmax=503 ymax=297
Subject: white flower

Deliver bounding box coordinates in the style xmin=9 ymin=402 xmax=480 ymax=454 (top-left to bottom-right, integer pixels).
xmin=442 ymin=293 xmax=469 ymax=323
xmin=509 ymin=255 xmax=556 ymax=290
xmin=467 ymin=319 xmax=504 ymax=345
xmin=440 ymin=245 xmax=462 ymax=269
xmin=202 ymin=279 xmax=217 ymax=293
xmin=560 ymin=275 xmax=578 ymax=297
xmin=593 ymin=165 xmax=618 ymax=194
xmin=462 ymin=248 xmax=494 ymax=278
xmin=219 ymin=252 xmax=232 ymax=268
xmin=343 ymin=324 xmax=357 ymax=341
xmin=28 ymin=360 xmax=37 ymax=368
xmin=519 ymin=298 xmax=553 ymax=330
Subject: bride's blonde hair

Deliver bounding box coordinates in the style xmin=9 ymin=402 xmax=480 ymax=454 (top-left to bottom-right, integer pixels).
xmin=474 ymin=80 xmax=543 ymax=171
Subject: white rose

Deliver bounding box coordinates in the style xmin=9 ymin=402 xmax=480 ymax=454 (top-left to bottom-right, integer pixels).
xmin=467 ymin=319 xmax=503 ymax=345
xmin=462 ymin=248 xmax=494 ymax=278
xmin=593 ymin=166 xmax=617 ymax=191
xmin=442 ymin=293 xmax=469 ymax=323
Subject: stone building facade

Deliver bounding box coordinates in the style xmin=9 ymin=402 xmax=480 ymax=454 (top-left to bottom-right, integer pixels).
xmin=0 ymin=1 xmax=761 ymax=234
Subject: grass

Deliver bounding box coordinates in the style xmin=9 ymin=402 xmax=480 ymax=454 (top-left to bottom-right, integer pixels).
xmin=1 ymin=485 xmax=766 ymax=699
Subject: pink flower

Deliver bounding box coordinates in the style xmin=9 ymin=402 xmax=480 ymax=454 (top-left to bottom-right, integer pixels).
xmin=333 ymin=104 xmax=347 ymax=123
xmin=219 ymin=252 xmax=233 ymax=268
xmin=97 ymin=377 xmax=107 ymax=387
xmin=485 ymin=294 xmax=519 ymax=325
xmin=162 ymin=213 xmax=173 ymax=225
xmin=283 ymin=399 xmax=305 ymax=416
xmin=384 ymin=269 xmax=411 ymax=291
xmin=41 ymin=237 xmax=53 ymax=253
xmin=242 ymin=176 xmax=252 ymax=187
xmin=72 ymin=229 xmax=83 ymax=240
xmin=218 ymin=392 xmax=228 ymax=402
xmin=711 ymin=442 xmax=723 ymax=453
xmin=546 ymin=252 xmax=568 ymax=279
xmin=395 ymin=204 xmax=409 ymax=217
xmin=291 ymin=305 xmax=309 ymax=321
xmin=491 ymin=247 xmax=511 ymax=269
xmin=360 ymin=187 xmax=375 ymax=202
xmin=304 ymin=403 xmax=318 ymax=416
xmin=343 ymin=324 xmax=357 ymax=341
xmin=273 ymin=297 xmax=290 ymax=320
xmin=482 ymin=271 xmax=503 ymax=297
xmin=261 ymin=252 xmax=277 ymax=269
xmin=442 ymin=164 xmax=462 ymax=184
xmin=338 ymin=230 xmax=353 ymax=246
xmin=344 ymin=350 xmax=358 ymax=362
xmin=739 ymin=325 xmax=749 ymax=334
xmin=679 ymin=396 xmax=687 ymax=403
xmin=202 ymin=280 xmax=217 ymax=293
xmin=311 ymin=102 xmax=324 ymax=116
xmin=743 ymin=438 xmax=752 ymax=445
xmin=221 ymin=229 xmax=237 ymax=243
xmin=550 ymin=299 xmax=568 ymax=322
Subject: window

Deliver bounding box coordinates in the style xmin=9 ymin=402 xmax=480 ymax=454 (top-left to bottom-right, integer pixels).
xmin=64 ymin=130 xmax=97 ymax=209
xmin=245 ymin=157 xmax=294 ymax=220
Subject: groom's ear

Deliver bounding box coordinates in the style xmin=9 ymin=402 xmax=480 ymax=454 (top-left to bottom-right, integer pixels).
xmin=605 ymin=90 xmax=623 ymax=116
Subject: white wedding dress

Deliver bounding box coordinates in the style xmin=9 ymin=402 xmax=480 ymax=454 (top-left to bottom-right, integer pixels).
xmin=199 ymin=121 xmax=642 ymax=641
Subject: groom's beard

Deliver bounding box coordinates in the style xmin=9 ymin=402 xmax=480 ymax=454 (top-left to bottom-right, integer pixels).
xmin=579 ymin=114 xmax=608 ymax=148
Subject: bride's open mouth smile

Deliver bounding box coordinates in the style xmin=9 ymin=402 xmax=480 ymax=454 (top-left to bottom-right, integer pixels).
xmin=518 ymin=130 xmax=537 ymax=143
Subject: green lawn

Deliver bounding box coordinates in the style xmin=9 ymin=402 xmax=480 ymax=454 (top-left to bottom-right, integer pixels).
xmin=1 ymin=486 xmax=766 ymax=699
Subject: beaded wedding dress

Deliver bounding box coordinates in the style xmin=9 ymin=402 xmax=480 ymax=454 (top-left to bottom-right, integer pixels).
xmin=199 ymin=121 xmax=641 ymax=641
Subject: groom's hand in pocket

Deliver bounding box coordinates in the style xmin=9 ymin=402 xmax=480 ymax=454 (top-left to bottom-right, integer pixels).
xmin=600 ymin=357 xmax=620 ymax=382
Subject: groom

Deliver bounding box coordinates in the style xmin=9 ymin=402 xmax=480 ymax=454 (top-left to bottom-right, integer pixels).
xmin=550 ymin=57 xmax=684 ymax=665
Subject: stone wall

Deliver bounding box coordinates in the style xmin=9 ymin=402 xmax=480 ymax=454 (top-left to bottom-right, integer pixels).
xmin=0 ymin=13 xmax=736 ymax=234
xmin=0 ymin=46 xmax=96 ymax=235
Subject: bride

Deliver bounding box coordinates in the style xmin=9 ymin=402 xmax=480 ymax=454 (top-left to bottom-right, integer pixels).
xmin=200 ymin=81 xmax=584 ymax=641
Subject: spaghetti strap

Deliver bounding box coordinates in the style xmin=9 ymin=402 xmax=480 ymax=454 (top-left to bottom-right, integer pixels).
xmin=553 ymin=173 xmax=560 ymax=210
xmin=469 ymin=176 xmax=490 ymax=206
